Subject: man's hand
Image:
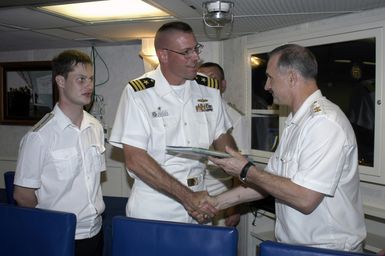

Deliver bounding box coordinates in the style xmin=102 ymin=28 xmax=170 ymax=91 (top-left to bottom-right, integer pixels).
xmin=209 ymin=146 xmax=248 ymax=177
xmin=187 ymin=191 xmax=218 ymax=223
xmin=224 ymin=207 xmax=241 ymax=226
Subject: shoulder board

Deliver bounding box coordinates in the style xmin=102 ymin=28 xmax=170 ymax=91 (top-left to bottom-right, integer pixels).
xmin=31 ymin=112 xmax=54 ymax=132
xmin=310 ymin=101 xmax=324 ymax=115
xmin=195 ymin=75 xmax=219 ymax=90
xmin=227 ymin=102 xmax=244 ymax=116
xmin=129 ymin=78 xmax=155 ymax=92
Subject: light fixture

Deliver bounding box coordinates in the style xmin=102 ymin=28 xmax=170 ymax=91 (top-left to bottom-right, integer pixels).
xmin=202 ymin=1 xmax=234 ymax=28
xmin=39 ymin=0 xmax=170 ymax=23
xmin=250 ymin=56 xmax=265 ymax=67
xmin=140 ymin=38 xmax=159 ymax=72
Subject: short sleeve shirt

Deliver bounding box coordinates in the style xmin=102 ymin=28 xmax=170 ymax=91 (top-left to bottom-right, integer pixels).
xmin=14 ymin=105 xmax=106 ymax=239
xmin=265 ymin=90 xmax=366 ymax=251
xmin=109 ymin=67 xmax=230 ymax=222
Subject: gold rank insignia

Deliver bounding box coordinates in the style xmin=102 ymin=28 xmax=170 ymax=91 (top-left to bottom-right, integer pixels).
xmin=195 ymin=74 xmax=219 ymax=89
xmin=311 ymin=101 xmax=323 ymax=114
xmin=129 ymin=78 xmax=155 ymax=92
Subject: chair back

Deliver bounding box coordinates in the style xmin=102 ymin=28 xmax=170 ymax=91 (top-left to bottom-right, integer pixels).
xmin=0 ymin=203 xmax=76 ymax=256
xmin=4 ymin=171 xmax=16 ymax=204
xmin=112 ymin=216 xmax=238 ymax=256
xmin=259 ymin=240 xmax=374 ymax=256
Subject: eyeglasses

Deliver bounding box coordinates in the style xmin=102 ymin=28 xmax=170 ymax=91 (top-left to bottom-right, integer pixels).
xmin=163 ymin=43 xmax=203 ymax=58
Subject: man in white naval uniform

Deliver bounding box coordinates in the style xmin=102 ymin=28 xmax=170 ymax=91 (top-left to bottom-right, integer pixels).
xmin=208 ymin=44 xmax=366 ymax=251
xmin=109 ymin=21 xmax=236 ymax=223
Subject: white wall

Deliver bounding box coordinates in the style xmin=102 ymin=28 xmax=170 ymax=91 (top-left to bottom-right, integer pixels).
xmin=0 ymin=41 xmax=222 ymax=195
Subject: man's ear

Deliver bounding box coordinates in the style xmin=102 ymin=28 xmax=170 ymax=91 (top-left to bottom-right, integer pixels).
xmin=220 ymin=79 xmax=227 ymax=94
xmin=288 ymin=70 xmax=298 ymax=87
xmin=157 ymin=49 xmax=168 ymax=64
xmin=55 ymin=75 xmax=65 ymax=88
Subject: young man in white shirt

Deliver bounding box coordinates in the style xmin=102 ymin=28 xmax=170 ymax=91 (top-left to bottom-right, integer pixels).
xmin=14 ymin=50 xmax=106 ymax=256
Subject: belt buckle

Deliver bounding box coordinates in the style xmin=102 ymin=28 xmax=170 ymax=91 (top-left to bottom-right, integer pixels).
xmin=187 ymin=177 xmax=198 ymax=187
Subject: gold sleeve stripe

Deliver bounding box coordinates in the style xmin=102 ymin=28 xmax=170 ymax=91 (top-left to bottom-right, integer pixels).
xmin=208 ymin=78 xmax=218 ymax=89
xmin=129 ymin=78 xmax=155 ymax=92
xmin=129 ymin=80 xmax=144 ymax=91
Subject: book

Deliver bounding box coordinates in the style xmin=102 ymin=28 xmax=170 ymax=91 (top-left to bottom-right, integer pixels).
xmin=166 ymin=146 xmax=231 ymax=158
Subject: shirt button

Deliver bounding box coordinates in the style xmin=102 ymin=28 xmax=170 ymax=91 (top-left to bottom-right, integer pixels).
xmin=184 ymin=122 xmax=187 ymax=126
xmin=187 ymin=140 xmax=190 ymax=144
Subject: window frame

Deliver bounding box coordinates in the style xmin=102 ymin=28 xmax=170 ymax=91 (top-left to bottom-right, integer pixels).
xmin=246 ymin=27 xmax=384 ymax=184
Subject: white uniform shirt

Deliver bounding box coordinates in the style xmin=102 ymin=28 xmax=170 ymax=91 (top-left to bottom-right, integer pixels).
xmin=205 ymin=101 xmax=249 ymax=195
xmin=266 ymin=90 xmax=366 ymax=251
xmin=14 ymin=105 xmax=106 ymax=239
xmin=109 ymin=67 xmax=230 ymax=223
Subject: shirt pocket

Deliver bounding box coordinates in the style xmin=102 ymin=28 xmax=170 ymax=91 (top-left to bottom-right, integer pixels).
xmin=196 ymin=116 xmax=211 ymax=147
xmin=50 ymin=147 xmax=80 ymax=180
xmin=86 ymin=144 xmax=106 ymax=173
xmin=280 ymin=151 xmax=298 ymax=179
xmin=149 ymin=117 xmax=169 ymax=164
xmin=159 ymin=116 xmax=177 ymax=145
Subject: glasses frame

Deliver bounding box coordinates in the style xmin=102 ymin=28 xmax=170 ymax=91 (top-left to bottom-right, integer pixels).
xmin=163 ymin=43 xmax=204 ymax=58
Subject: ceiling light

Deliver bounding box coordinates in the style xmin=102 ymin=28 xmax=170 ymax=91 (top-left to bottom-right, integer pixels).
xmin=202 ymin=1 xmax=234 ymax=28
xmin=39 ymin=0 xmax=171 ymax=23
xmin=334 ymin=59 xmax=351 ymax=63
xmin=140 ymin=38 xmax=159 ymax=71
xmin=250 ymin=56 xmax=265 ymax=67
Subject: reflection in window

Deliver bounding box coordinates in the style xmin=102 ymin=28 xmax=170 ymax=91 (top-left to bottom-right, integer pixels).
xmin=310 ymin=38 xmax=375 ymax=167
xmin=251 ymin=114 xmax=279 ymax=152
xmin=250 ymin=38 xmax=375 ymax=166
xmin=251 ymin=53 xmax=271 ymax=109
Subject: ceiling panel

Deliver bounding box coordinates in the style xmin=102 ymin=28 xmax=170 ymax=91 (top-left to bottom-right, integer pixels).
xmin=0 ymin=30 xmax=90 ymax=52
xmin=0 ymin=7 xmax=80 ymax=29
xmin=0 ymin=0 xmax=384 ymax=52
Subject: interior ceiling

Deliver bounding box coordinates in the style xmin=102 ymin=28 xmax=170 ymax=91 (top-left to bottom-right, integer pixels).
xmin=1 ymin=0 xmax=385 ymax=52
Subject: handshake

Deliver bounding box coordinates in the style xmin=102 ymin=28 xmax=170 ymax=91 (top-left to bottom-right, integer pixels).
xmin=185 ymin=191 xmax=219 ymax=224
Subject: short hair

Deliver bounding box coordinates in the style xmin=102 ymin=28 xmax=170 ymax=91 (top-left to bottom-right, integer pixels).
xmin=154 ymin=21 xmax=194 ymax=49
xmin=52 ymin=50 xmax=92 ymax=79
xmin=269 ymin=44 xmax=318 ymax=80
xmin=199 ymin=62 xmax=225 ymax=80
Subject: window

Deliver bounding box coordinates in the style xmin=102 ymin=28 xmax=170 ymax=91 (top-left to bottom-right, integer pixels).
xmin=249 ymin=30 xmax=381 ymax=182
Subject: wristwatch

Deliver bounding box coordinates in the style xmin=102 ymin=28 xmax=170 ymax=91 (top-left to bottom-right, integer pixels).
xmin=239 ymin=161 xmax=254 ymax=183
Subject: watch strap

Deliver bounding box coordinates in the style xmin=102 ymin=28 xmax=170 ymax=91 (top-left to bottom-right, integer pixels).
xmin=239 ymin=161 xmax=254 ymax=182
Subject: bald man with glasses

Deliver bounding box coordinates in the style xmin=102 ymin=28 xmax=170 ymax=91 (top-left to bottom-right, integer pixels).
xmin=110 ymin=21 xmax=236 ymax=224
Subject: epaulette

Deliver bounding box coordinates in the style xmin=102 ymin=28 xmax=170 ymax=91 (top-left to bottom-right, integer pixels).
xmin=227 ymin=102 xmax=244 ymax=115
xmin=310 ymin=101 xmax=324 ymax=115
xmin=195 ymin=74 xmax=219 ymax=90
xmin=31 ymin=112 xmax=54 ymax=132
xmin=129 ymin=78 xmax=155 ymax=92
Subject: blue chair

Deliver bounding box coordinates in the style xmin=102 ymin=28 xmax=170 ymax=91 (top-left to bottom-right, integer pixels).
xmin=0 ymin=203 xmax=76 ymax=256
xmin=259 ymin=240 xmax=374 ymax=256
xmin=112 ymin=216 xmax=238 ymax=256
xmin=4 ymin=171 xmax=16 ymax=205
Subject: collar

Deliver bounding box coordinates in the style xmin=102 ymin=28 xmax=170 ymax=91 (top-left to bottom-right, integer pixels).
xmin=286 ymin=89 xmax=323 ymax=126
xmin=53 ymin=104 xmax=93 ymax=131
xmin=151 ymin=66 xmax=192 ymax=100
